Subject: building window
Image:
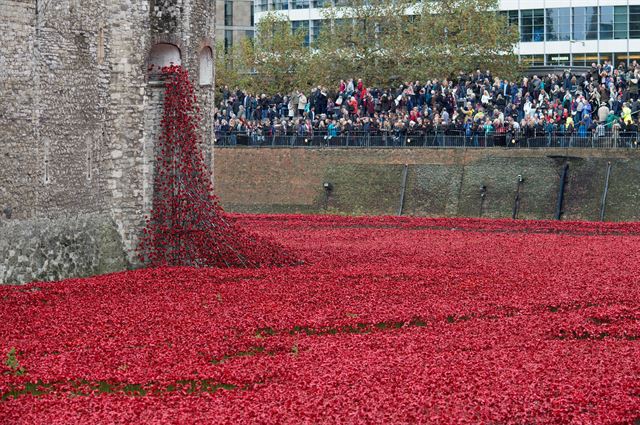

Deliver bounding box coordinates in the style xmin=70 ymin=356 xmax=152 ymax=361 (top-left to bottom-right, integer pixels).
xmin=600 ymin=52 xmax=613 ymax=66
xmin=631 ymin=5 xmax=640 ymax=39
xmin=224 ymin=30 xmax=233 ymax=53
xmin=600 ymin=6 xmax=629 ymax=40
xmin=311 ymin=20 xmax=323 ymax=43
xmin=546 ymin=8 xmax=570 ymax=41
xmin=618 ymin=52 xmax=640 ymax=66
xmin=598 ymin=6 xmax=629 ymax=40
xmin=521 ymin=55 xmax=544 ymax=67
xmin=312 ymin=0 xmax=325 ymax=7
xmin=573 ymin=7 xmax=598 ymax=41
xmin=546 ymin=54 xmax=570 ymax=67
xmin=614 ymin=6 xmax=628 ymax=39
xmin=224 ymin=0 xmax=233 ymax=27
xmin=507 ymin=10 xmax=518 ymax=28
xmin=572 ymin=53 xmax=599 ymax=67
xmin=292 ymin=0 xmax=309 ymax=9
xmin=273 ymin=0 xmax=288 ymax=10
xmin=600 ymin=6 xmax=614 ymax=40
xmin=499 ymin=10 xmax=518 ymax=35
xmin=520 ymin=9 xmax=544 ymax=42
xmin=292 ymin=20 xmax=310 ymax=46
xmin=257 ymin=0 xmax=268 ymax=12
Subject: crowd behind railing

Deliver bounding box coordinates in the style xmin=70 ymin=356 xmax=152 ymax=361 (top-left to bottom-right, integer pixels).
xmin=214 ymin=60 xmax=640 ymax=149
xmin=216 ymin=129 xmax=639 ymax=149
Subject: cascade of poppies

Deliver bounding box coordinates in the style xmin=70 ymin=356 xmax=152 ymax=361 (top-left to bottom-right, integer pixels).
xmin=138 ymin=65 xmax=296 ymax=268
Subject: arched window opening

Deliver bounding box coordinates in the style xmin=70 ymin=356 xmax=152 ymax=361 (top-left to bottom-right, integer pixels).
xmin=148 ymin=43 xmax=181 ymax=79
xmin=199 ymin=46 xmax=214 ymax=86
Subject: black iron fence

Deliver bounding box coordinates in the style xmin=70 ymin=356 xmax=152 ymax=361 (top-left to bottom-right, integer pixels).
xmin=214 ymin=129 xmax=640 ymax=149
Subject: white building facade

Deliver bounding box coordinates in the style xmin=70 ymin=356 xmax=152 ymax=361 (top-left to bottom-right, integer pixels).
xmin=254 ymin=0 xmax=640 ymax=68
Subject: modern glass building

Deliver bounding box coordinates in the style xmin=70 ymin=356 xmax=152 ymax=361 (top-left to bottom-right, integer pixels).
xmin=254 ymin=0 xmax=640 ymax=68
xmin=218 ymin=0 xmax=255 ymax=50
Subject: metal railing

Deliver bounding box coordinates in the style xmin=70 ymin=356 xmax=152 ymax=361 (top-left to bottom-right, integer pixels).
xmin=214 ymin=129 xmax=640 ymax=149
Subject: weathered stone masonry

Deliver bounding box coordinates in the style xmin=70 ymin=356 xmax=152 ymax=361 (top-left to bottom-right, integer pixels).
xmin=0 ymin=1 xmax=215 ymax=284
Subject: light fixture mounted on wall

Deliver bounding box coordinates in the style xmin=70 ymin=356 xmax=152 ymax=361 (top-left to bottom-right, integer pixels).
xmin=323 ymin=182 xmax=333 ymax=210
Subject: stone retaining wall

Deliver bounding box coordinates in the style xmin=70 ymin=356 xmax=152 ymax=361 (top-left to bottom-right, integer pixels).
xmin=213 ymin=148 xmax=640 ymax=221
xmin=0 ymin=213 xmax=128 ymax=285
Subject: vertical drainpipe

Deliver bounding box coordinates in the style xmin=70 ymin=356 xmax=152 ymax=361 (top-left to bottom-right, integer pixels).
xmin=555 ymin=162 xmax=569 ymax=220
xmin=398 ymin=164 xmax=409 ymax=216
xmin=512 ymin=175 xmax=524 ymax=219
xmin=600 ymin=161 xmax=612 ymax=221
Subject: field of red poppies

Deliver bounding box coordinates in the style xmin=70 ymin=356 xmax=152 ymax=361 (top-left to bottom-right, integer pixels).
xmin=1 ymin=214 xmax=640 ymax=424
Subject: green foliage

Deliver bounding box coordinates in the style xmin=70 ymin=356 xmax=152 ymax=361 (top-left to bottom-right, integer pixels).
xmin=214 ymin=40 xmax=254 ymax=103
xmin=410 ymin=0 xmax=521 ymax=81
xmin=215 ymin=0 xmax=521 ymax=93
xmin=4 ymin=348 xmax=26 ymax=376
xmin=218 ymin=13 xmax=312 ymax=96
xmin=311 ymin=0 xmax=419 ymax=87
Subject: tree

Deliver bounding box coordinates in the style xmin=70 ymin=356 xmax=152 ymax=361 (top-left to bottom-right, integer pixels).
xmin=240 ymin=12 xmax=311 ymax=94
xmin=309 ymin=0 xmax=419 ymax=87
xmin=410 ymin=0 xmax=520 ymax=80
xmin=214 ymin=39 xmax=254 ymax=103
xmin=306 ymin=0 xmax=519 ymax=88
xmin=215 ymin=0 xmax=520 ymax=94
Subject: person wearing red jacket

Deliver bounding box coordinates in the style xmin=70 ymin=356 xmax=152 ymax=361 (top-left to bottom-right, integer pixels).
xmin=339 ymin=80 xmax=346 ymax=94
xmin=347 ymin=96 xmax=359 ymax=117
xmin=365 ymin=95 xmax=375 ymax=118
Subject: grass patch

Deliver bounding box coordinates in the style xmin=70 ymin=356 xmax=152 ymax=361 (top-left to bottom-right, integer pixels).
xmin=1 ymin=378 xmax=238 ymax=402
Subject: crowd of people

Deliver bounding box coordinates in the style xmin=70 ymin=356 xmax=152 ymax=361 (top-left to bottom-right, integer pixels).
xmin=214 ymin=61 xmax=640 ymax=147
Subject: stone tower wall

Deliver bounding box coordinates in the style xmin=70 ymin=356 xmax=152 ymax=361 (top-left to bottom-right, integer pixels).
xmin=0 ymin=0 xmax=215 ymax=283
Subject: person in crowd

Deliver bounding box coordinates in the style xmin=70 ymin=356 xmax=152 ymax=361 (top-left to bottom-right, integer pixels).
xmin=214 ymin=65 xmax=640 ymax=146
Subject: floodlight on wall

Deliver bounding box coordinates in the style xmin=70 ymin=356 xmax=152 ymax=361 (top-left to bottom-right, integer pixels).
xmin=323 ymin=182 xmax=333 ymax=210
xmin=479 ymin=185 xmax=487 ymax=217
